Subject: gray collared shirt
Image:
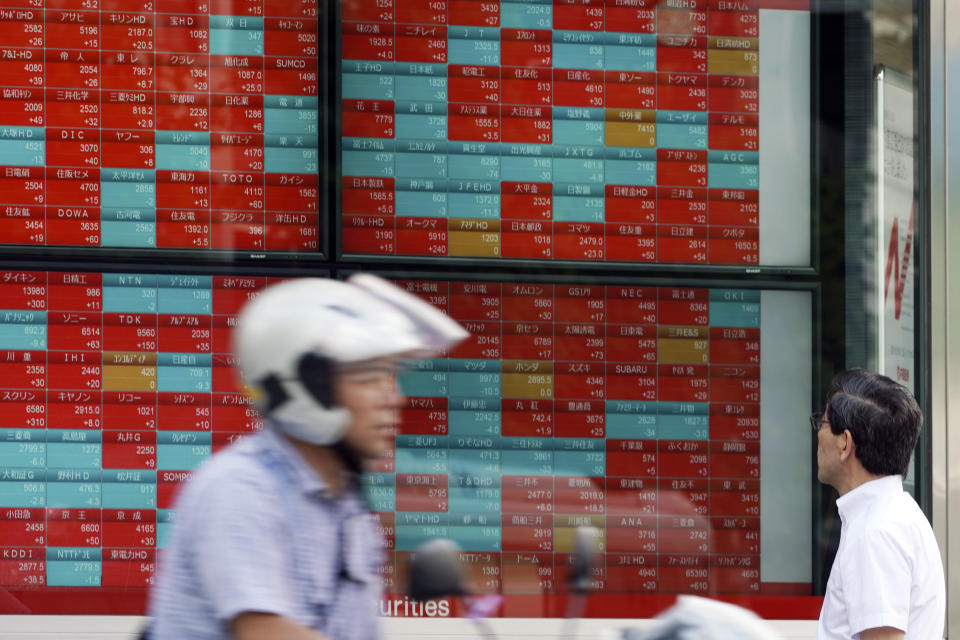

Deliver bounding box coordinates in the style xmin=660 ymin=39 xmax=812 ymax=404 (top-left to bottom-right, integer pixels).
xmin=149 ymin=427 xmax=385 ymax=640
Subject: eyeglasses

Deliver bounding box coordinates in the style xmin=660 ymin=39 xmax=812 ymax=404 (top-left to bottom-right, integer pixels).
xmin=810 ymin=412 xmax=830 ymax=432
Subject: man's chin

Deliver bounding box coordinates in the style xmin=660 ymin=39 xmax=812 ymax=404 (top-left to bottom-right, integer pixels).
xmin=351 ymin=435 xmax=394 ymax=462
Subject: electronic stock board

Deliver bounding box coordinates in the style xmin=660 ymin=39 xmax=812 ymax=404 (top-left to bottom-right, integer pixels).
xmin=0 ymin=0 xmax=815 ymax=618
xmin=339 ymin=0 xmax=811 ymax=267
xmin=0 ymin=0 xmax=321 ymax=254
xmin=0 ymin=270 xmax=812 ymax=615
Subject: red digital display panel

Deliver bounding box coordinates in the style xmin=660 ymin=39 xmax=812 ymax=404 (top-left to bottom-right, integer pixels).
xmin=0 ymin=269 xmax=276 ymax=612
xmin=0 ymin=271 xmax=816 ymax=618
xmin=0 ymin=1 xmax=322 ymax=254
xmin=369 ymin=279 xmax=805 ymax=615
xmin=338 ymin=1 xmax=814 ymax=264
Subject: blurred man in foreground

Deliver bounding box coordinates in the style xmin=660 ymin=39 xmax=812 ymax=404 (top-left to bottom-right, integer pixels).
xmin=149 ymin=274 xmax=467 ymax=640
xmin=814 ymin=369 xmax=944 ymax=640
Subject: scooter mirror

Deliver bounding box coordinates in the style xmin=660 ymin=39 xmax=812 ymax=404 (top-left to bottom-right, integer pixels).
xmin=407 ymin=538 xmax=468 ymax=602
xmin=568 ymin=525 xmax=602 ymax=594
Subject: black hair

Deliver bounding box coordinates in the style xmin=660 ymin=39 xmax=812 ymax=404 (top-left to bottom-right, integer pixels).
xmin=826 ymin=368 xmax=922 ymax=476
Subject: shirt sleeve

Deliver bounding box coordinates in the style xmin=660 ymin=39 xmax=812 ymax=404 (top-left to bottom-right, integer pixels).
xmin=840 ymin=528 xmax=912 ymax=635
xmin=189 ymin=463 xmax=298 ymax=625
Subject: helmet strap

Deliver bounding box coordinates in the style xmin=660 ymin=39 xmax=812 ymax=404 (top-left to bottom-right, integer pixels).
xmin=332 ymin=438 xmax=364 ymax=475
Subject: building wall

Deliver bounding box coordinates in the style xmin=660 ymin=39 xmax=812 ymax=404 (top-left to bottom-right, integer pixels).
xmin=929 ymin=0 xmax=960 ymax=636
xmin=0 ymin=616 xmax=820 ymax=639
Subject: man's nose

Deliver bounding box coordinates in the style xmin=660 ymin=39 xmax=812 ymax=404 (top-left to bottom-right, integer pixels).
xmin=383 ymin=374 xmax=406 ymax=407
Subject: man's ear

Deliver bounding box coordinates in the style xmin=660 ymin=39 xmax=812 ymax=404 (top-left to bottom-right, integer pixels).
xmin=838 ymin=429 xmax=856 ymax=462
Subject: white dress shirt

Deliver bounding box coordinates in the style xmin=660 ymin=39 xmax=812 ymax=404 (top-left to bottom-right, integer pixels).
xmin=817 ymin=475 xmax=944 ymax=639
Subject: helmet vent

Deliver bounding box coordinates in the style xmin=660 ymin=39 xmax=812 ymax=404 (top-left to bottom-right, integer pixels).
xmin=325 ymin=304 xmax=360 ymax=318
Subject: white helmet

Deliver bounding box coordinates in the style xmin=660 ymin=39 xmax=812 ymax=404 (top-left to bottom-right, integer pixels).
xmin=606 ymin=596 xmax=784 ymax=640
xmin=234 ymin=273 xmax=468 ymax=445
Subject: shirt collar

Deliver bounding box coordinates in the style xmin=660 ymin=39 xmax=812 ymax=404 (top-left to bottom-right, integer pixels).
xmin=835 ymin=474 xmax=903 ymax=526
xmin=256 ymin=425 xmax=333 ymax=498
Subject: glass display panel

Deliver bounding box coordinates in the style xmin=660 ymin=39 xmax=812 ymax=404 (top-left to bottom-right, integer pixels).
xmin=0 ymin=268 xmax=292 ymax=613
xmin=0 ymin=1 xmax=323 ymax=255
xmin=374 ymin=277 xmax=813 ymax=617
xmin=0 ymin=269 xmax=813 ymax=617
xmin=339 ymin=0 xmax=811 ymax=267
xmin=0 ymin=0 xmax=934 ymax=630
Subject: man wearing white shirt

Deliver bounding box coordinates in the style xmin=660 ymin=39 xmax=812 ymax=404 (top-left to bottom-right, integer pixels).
xmin=814 ymin=369 xmax=945 ymax=640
